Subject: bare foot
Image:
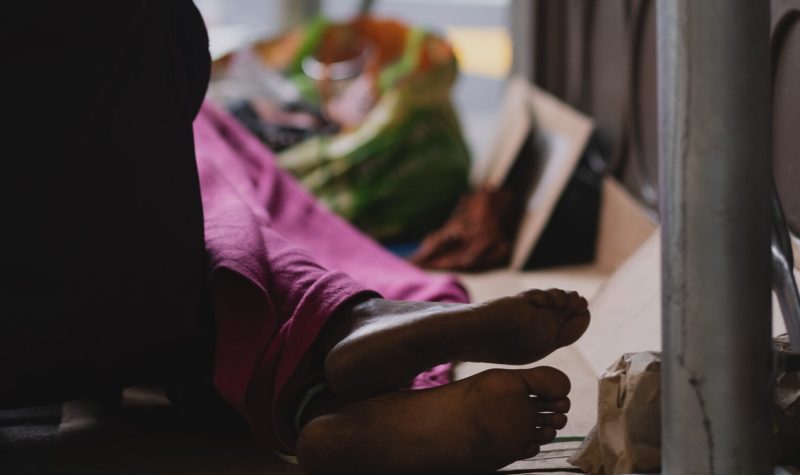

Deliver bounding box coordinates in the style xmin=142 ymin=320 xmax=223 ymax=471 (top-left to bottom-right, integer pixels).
xmin=322 ymin=289 xmax=589 ymax=401
xmin=296 ymin=366 xmax=571 ymax=475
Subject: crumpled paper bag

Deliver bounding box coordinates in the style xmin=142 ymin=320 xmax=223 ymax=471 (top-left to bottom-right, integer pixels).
xmin=569 ymin=342 xmax=800 ymax=473
xmin=568 ymin=352 xmax=661 ymax=474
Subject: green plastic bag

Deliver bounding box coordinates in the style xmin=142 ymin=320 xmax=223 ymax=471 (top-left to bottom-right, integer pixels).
xmin=277 ymin=21 xmax=470 ymax=242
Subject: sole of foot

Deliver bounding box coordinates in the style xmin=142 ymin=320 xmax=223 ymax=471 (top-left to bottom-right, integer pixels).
xmin=324 ymin=289 xmax=590 ymax=402
xmin=297 ymin=366 xmax=571 ymax=475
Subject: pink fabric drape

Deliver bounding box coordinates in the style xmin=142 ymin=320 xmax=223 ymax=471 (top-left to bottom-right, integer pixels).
xmin=193 ymin=102 xmax=469 ymax=451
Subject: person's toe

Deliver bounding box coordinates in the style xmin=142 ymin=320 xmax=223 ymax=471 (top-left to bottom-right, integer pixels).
xmin=521 ymin=288 xmax=590 ymax=349
xmin=536 ymin=412 xmax=568 ymax=429
xmin=546 ymin=289 xmax=569 ymax=307
xmin=524 ymin=289 xmax=568 ymax=308
xmin=523 ymin=289 xmax=549 ymax=307
xmin=531 ymin=426 xmax=557 ymax=444
xmin=536 ymin=397 xmax=571 ymax=414
xmin=564 ymin=291 xmax=587 ymax=312
xmin=518 ymin=366 xmax=571 ymax=399
xmin=558 ymin=308 xmax=590 ymax=347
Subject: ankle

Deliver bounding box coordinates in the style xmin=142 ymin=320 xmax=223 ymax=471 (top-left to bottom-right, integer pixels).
xmin=297 ymin=385 xmax=342 ymax=429
xmin=314 ymin=294 xmax=383 ymax=357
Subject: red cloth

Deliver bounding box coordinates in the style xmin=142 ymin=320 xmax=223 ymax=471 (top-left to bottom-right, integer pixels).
xmin=194 ymin=102 xmax=469 ymax=451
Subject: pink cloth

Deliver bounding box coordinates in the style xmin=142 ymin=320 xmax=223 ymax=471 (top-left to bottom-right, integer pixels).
xmin=193 ymin=102 xmax=469 ymax=452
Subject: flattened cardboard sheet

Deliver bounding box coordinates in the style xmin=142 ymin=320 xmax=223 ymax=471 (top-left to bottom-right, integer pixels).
xmin=593 ymin=177 xmax=657 ymax=273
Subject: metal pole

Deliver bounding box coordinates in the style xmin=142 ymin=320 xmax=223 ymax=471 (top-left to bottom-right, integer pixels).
xmin=658 ymin=1 xmax=774 ymax=474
